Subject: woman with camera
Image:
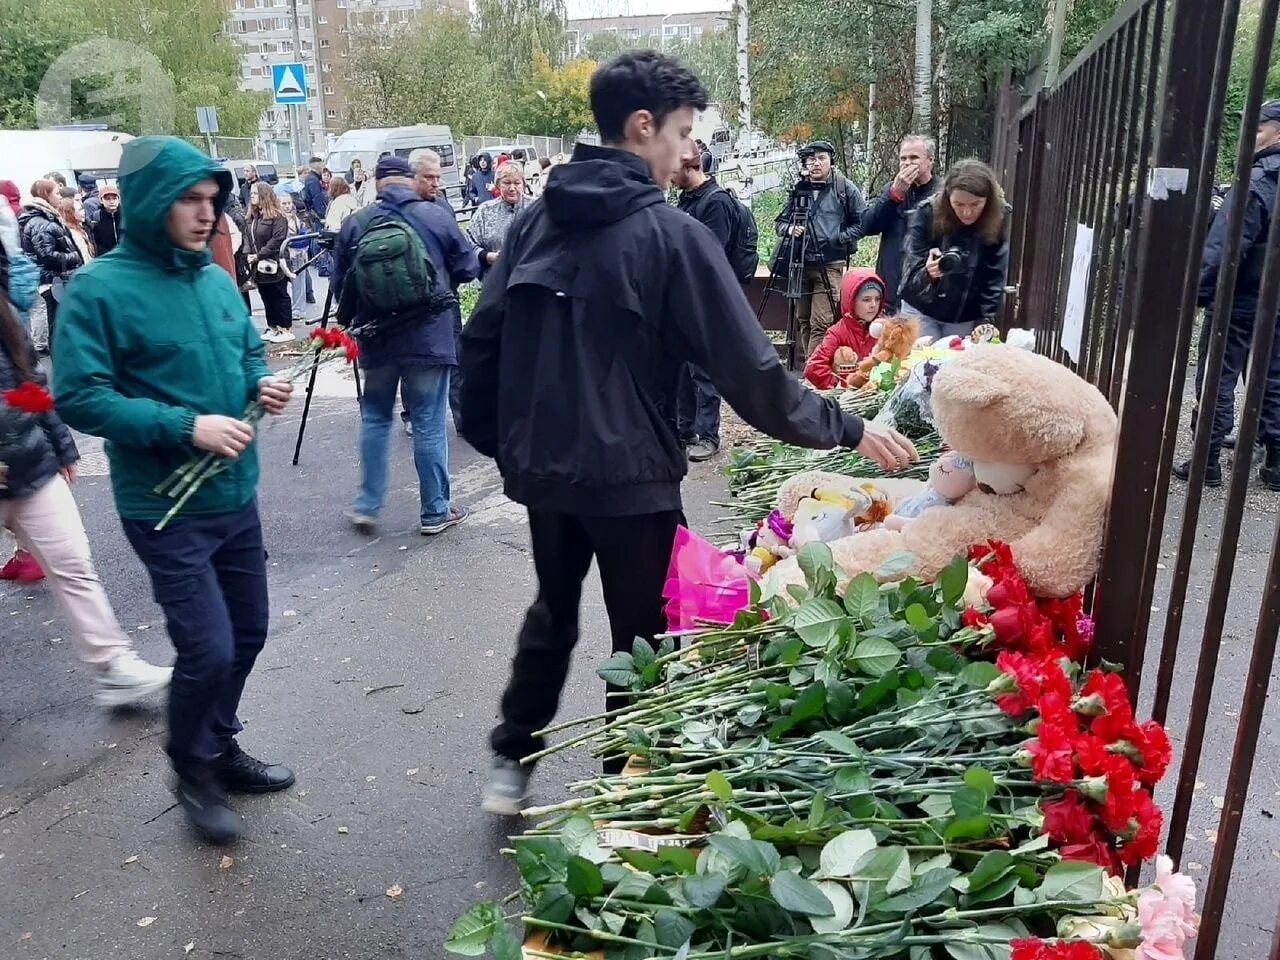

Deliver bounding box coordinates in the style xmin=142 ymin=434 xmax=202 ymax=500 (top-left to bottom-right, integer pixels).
xmin=899 ymin=159 xmax=1010 ymax=341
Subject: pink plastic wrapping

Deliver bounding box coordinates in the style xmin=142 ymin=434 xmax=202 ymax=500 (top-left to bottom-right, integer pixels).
xmin=663 ymin=525 xmax=752 ymax=632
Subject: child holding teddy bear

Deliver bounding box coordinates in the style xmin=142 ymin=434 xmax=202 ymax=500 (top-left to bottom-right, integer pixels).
xmin=804 ymin=268 xmax=885 ymax=390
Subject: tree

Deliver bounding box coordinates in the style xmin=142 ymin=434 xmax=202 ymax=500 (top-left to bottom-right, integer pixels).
xmin=474 ymin=0 xmax=568 ymax=77
xmin=345 ymin=9 xmax=499 ymax=133
xmin=669 ymin=28 xmax=738 ymax=120
xmin=914 ymin=0 xmax=933 ymax=131
xmin=510 ymin=52 xmax=595 ymax=141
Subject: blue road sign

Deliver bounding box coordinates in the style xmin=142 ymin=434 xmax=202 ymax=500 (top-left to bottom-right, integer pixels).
xmin=272 ymin=62 xmax=308 ymax=105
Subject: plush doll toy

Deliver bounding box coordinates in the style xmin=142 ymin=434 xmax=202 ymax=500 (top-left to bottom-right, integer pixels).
xmin=883 ymin=452 xmax=976 ymax=531
xmin=849 ymin=316 xmax=921 ymax=389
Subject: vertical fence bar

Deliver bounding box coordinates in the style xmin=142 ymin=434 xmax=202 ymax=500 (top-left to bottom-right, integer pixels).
xmin=1091 ymin=0 xmax=1231 ymax=670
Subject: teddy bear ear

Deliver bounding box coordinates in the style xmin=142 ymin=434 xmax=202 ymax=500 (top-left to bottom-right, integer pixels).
xmin=935 ymin=364 xmax=1012 ymax=408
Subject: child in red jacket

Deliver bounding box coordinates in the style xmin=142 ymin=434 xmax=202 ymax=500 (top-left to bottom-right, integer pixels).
xmin=805 ymin=268 xmax=885 ymax=389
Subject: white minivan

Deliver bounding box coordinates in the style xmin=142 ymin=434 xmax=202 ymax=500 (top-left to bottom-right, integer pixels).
xmin=326 ymin=125 xmax=462 ymax=208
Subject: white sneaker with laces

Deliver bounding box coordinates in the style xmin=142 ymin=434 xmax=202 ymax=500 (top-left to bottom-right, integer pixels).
xmin=96 ymin=652 xmax=172 ymax=707
xmin=260 ymin=328 xmax=274 ymax=341
xmin=275 ymin=329 xmax=297 ymax=342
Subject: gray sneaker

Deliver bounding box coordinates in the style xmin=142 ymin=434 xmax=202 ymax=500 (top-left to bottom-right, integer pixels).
xmin=687 ymin=438 xmax=720 ymax=463
xmin=482 ymin=757 xmax=531 ymax=816
xmin=421 ymin=505 xmax=469 ymax=536
xmin=346 ymin=509 xmax=378 ymax=534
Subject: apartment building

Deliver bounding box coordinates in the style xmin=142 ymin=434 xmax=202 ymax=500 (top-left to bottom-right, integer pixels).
xmin=227 ymin=0 xmax=323 ymax=157
xmin=565 ymin=10 xmax=729 ymax=58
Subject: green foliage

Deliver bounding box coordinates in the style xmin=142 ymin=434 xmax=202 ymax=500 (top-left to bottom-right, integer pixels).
xmin=508 ymin=52 xmax=595 ymax=142
xmin=474 ymin=0 xmax=568 ymax=77
xmin=1218 ymin=0 xmax=1280 ymax=179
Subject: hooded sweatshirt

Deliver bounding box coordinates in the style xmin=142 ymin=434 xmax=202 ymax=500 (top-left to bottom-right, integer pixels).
xmin=460 ymin=142 xmax=865 ymax=517
xmin=53 ymin=136 xmax=270 ymax=521
xmin=0 ymin=180 xmax=21 ymax=217
xmin=804 ymin=268 xmax=885 ymax=389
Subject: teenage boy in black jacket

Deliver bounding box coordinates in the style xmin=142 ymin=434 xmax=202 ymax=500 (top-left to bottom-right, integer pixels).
xmin=461 ymin=50 xmax=917 ymax=814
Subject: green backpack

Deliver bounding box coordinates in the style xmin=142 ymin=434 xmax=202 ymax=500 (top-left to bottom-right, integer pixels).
xmin=339 ymin=206 xmax=452 ymax=336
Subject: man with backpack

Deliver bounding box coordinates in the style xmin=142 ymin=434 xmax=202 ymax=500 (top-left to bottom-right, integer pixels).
xmin=673 ymin=143 xmax=758 ymax=461
xmin=331 ymin=155 xmax=481 ymax=535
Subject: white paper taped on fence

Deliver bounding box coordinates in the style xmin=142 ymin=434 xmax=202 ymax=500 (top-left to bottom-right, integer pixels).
xmin=1061 ymin=223 xmax=1095 ymax=363
xmin=1147 ymin=166 xmax=1190 ymax=200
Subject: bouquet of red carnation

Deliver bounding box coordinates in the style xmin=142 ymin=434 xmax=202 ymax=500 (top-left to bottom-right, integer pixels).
xmin=153 ymin=328 xmax=358 ymax=530
xmin=3 ymin=381 xmax=54 ymax=414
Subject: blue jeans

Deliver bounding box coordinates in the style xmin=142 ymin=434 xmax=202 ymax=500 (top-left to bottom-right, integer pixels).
xmin=122 ymin=503 xmax=269 ymax=780
xmin=356 ymin=363 xmax=452 ymax=524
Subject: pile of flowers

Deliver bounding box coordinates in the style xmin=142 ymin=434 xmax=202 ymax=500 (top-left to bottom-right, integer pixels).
xmin=153 ymin=327 xmax=358 ymax=530
xmin=448 ymin=541 xmax=1199 ymax=960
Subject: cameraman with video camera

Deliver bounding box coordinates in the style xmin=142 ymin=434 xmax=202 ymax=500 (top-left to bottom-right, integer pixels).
xmin=899 ymin=159 xmax=1010 ymax=341
xmin=775 ymin=140 xmax=866 ymax=357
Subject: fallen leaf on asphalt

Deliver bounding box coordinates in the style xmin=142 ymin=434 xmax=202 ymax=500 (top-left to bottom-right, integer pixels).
xmin=365 ymin=775 xmax=376 ymax=782
xmin=20 ymin=933 xmax=31 ymax=941
xmin=184 ymin=943 xmax=194 ymax=954
xmin=137 ymin=917 xmax=156 ymax=927
xmin=1194 ymin=779 xmax=1207 ymax=791
xmin=484 ymin=650 xmax=494 ymax=658
xmin=386 ymin=884 xmax=403 ymax=899
xmin=122 ymin=855 xmax=139 ymax=866
xmin=1205 ymin=829 xmax=1218 ymax=844
xmin=1187 ymin=862 xmax=1204 ymax=871
xmin=283 ymin=610 xmax=298 ymax=617
xmin=338 ymin=826 xmax=349 ymax=835
xmin=406 ymin=768 xmax=419 ymax=776
xmin=1212 ymin=796 xmax=1225 ymax=810
xmin=219 ymin=855 xmax=234 ymax=870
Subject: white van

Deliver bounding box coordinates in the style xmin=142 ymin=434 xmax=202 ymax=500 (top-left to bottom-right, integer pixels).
xmin=0 ymin=129 xmax=134 ymax=201
xmin=326 ymin=125 xmax=462 ymax=207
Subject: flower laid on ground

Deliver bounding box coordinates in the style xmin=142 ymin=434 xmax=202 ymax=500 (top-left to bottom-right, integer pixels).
xmin=152 ymin=328 xmax=358 ymax=531
xmin=448 ymin=540 xmax=1192 ymax=960
xmin=3 ymin=381 xmax=54 ymax=414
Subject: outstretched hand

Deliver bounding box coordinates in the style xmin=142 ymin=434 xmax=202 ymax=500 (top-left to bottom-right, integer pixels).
xmin=855 ymin=421 xmax=919 ymax=471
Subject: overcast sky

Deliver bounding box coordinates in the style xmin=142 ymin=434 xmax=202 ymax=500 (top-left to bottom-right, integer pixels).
xmin=565 ymin=0 xmax=731 ymax=19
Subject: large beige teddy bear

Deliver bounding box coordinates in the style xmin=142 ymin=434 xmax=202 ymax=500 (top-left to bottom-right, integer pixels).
xmin=772 ymin=345 xmax=1117 ymax=598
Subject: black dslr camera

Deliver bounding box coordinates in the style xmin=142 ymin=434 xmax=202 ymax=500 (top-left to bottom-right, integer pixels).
xmin=936 ymin=245 xmax=967 ymax=276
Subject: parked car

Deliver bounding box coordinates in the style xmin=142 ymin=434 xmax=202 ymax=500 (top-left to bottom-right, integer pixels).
xmin=326 ymin=125 xmax=462 ymax=208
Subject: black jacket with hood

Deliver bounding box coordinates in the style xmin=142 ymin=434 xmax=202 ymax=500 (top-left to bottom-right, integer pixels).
xmin=92 ymin=205 xmax=122 ymax=256
xmin=859 ymin=177 xmax=940 ymax=311
xmin=900 ymin=197 xmax=1011 ymax=327
xmin=19 ymin=200 xmax=83 ymax=285
xmin=0 ymin=332 xmax=78 ymax=500
xmin=774 ymin=171 xmax=866 ymax=265
xmin=1200 ymin=143 xmax=1280 ymax=315
xmin=460 ymin=144 xmax=864 ymax=517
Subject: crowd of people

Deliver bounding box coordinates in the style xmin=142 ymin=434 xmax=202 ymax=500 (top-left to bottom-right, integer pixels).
xmin=2 ymin=46 xmax=1276 ymax=851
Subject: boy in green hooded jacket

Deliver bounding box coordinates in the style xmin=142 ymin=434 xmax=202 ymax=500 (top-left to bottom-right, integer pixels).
xmin=55 ymin=137 xmax=296 ymax=845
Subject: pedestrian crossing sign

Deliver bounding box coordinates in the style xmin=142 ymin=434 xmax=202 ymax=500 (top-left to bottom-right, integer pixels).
xmin=272 ymin=62 xmax=308 ymax=105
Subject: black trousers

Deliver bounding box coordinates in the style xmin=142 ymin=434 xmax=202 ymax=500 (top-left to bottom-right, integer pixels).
xmin=490 ymin=507 xmax=683 ymax=764
xmin=257 ymin=279 xmax=293 ymax=330
xmin=1194 ymin=308 xmax=1280 ymax=447
xmin=676 ymin=362 xmax=721 ymax=447
xmin=41 ymin=289 xmax=58 ymax=355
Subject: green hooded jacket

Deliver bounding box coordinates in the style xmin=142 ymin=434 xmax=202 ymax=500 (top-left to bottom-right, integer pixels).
xmin=54 ymin=137 xmax=271 ymax=521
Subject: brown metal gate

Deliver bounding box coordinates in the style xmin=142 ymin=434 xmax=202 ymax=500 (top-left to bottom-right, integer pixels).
xmin=991 ymin=0 xmax=1280 ymax=956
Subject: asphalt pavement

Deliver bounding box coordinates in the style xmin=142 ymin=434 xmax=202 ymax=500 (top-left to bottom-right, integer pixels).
xmin=0 ymin=292 xmax=1277 ymax=958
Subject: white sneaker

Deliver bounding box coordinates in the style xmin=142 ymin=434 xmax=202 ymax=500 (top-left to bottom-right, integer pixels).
xmin=96 ymin=652 xmax=172 ymax=707
xmin=260 ymin=328 xmax=274 ymax=341
xmin=274 ymin=329 xmax=297 ymax=343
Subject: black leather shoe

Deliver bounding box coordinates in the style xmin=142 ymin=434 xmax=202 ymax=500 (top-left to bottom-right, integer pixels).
xmin=1173 ymin=448 xmax=1222 ymax=487
xmin=1260 ymin=446 xmax=1280 ymax=491
xmin=173 ymin=775 xmax=242 ymax=845
xmin=213 ymin=742 xmax=296 ymax=794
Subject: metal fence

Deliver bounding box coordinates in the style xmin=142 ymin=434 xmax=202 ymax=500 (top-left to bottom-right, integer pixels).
xmin=460 ymin=134 xmax=570 ymax=163
xmin=991 ymin=0 xmax=1280 ymax=956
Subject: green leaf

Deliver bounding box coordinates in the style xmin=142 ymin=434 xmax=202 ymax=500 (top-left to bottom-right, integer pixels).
xmin=818 ymin=829 xmax=877 ymax=878
xmin=682 ymin=874 xmax=726 ymax=908
xmin=951 ymin=786 xmax=990 ymax=819
xmin=770 ymin=870 xmax=836 ymax=916
xmin=843 ymin=572 xmax=880 ymax=624
xmin=566 ymin=856 xmax=605 ymax=898
xmin=818 ymin=730 xmax=862 ymax=757
xmin=657 ymin=635 xmax=677 ymax=659
xmin=706 ymin=770 xmax=733 ymax=803
xmin=938 ymin=553 xmax=971 ymax=607
xmin=597 ymin=652 xmax=639 ymax=688
xmin=1036 ymin=860 xmax=1106 ymax=902
xmin=966 ymin=852 xmax=1014 ymax=894
xmin=787 ymin=583 xmax=811 ymax=604
xmin=611 ymin=871 xmax=655 ymax=903
xmin=653 ymin=909 xmax=696 ymax=948
xmin=943 ymin=815 xmax=993 ymax=841
xmin=854 ymin=846 xmax=912 ymax=896
xmin=798 ymin=541 xmax=835 ymax=587
xmin=957 ymin=661 xmax=1002 ymax=689
xmin=491 ymin=922 xmax=522 ymax=960
xmin=875 ymin=551 xmax=916 ymax=577
xmin=791 ymin=682 xmax=828 ymax=722
xmin=792 ymin=597 xmax=847 ymax=647
xmin=965 ymin=871 xmax=1022 ymax=905
xmin=657 ymin=846 xmax=698 ymax=875
xmin=833 ymin=765 xmax=871 ymax=794
xmin=848 ymin=636 xmax=902 ymax=676
xmin=963 ymin=767 xmax=997 ymax=801
xmin=810 ymin=880 xmax=855 ymax=933
xmin=631 ymin=637 xmax=656 ymax=672
xmin=444 ymin=902 xmax=503 ymax=956
xmin=616 ymin=848 xmax=665 ymax=873
xmin=904 ymin=603 xmax=933 ymax=633
xmin=877 ymin=867 xmax=961 ymax=913
xmin=808 ymin=790 xmax=828 ymax=828
xmin=532 ymin=884 xmax=575 ymax=924
xmin=918 ymin=793 xmax=953 ymax=819
xmin=825 ymin=678 xmax=855 ymax=722
xmin=706 ymin=834 xmax=781 ymax=879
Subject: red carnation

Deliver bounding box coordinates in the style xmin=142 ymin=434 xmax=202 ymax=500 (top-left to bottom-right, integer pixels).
xmin=1078 ymin=670 xmax=1135 ymax=742
xmin=1061 ymin=837 xmax=1121 ymax=873
xmin=1099 ymin=755 xmax=1139 ymax=832
xmin=1011 ymin=939 xmax=1049 ymax=960
xmin=3 ymin=381 xmax=54 ymax=414
xmin=1038 ymin=689 xmax=1080 ymax=733
xmin=1028 ymin=717 xmax=1078 ymax=783
xmin=1073 ymin=731 xmax=1112 ymax=776
xmin=1117 ymin=789 xmax=1163 ymax=866
xmin=1131 ymin=719 xmax=1173 ymax=786
xmin=962 ymin=607 xmax=990 ymax=629
xmin=1042 ymin=790 xmax=1098 ymax=845
xmin=1058 ymin=945 xmax=1106 ymax=960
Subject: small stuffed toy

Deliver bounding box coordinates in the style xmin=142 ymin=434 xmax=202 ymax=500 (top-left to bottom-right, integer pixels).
xmin=849 ymin=315 xmax=921 ymax=389
xmin=883 ymin=452 xmax=976 ymax=531
xmin=832 ymin=346 xmax=860 ymax=386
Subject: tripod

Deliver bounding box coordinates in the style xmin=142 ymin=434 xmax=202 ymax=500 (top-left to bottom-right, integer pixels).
xmin=290 ymin=249 xmax=363 ymax=466
xmin=755 ymin=180 xmax=840 ymax=370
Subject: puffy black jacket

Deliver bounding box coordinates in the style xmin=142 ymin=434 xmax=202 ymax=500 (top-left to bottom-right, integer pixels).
xmin=0 ymin=336 xmax=78 ymax=499
xmin=774 ymin=171 xmax=866 ymax=264
xmin=900 ymin=197 xmax=1011 ymax=326
xmin=92 ymin=207 xmax=122 ymax=256
xmin=1200 ymin=144 xmax=1280 ymax=315
xmin=460 ymin=144 xmax=864 ymax=517
xmin=859 ymin=177 xmax=940 ymax=311
xmin=19 ymin=202 xmax=83 ymax=285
